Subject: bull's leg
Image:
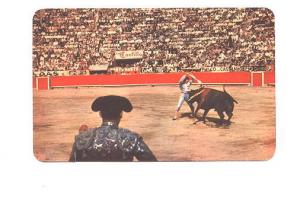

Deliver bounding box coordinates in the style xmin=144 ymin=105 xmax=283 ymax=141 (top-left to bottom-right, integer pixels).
xmin=194 ymin=104 xmax=201 ymax=118
xmin=217 ymin=110 xmax=225 ymax=123
xmin=187 ymin=101 xmax=195 ymax=118
xmin=202 ymin=109 xmax=210 ymax=123
xmin=225 ymin=103 xmax=234 ymax=121
xmin=192 ymin=103 xmax=201 ymax=123
xmin=194 ymin=99 xmax=205 ymax=117
xmin=226 ymin=111 xmax=233 ymax=121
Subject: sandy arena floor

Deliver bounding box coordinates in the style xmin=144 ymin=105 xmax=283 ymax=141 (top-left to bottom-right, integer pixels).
xmin=33 ymin=85 xmax=275 ymax=161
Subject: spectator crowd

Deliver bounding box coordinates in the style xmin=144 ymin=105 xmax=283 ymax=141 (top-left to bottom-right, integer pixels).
xmin=33 ymin=8 xmax=275 ymax=75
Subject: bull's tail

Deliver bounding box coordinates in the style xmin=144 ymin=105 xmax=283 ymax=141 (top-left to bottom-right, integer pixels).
xmin=223 ymin=85 xmax=238 ymax=104
xmin=233 ymin=99 xmax=238 ymax=104
xmin=223 ymin=85 xmax=227 ymax=93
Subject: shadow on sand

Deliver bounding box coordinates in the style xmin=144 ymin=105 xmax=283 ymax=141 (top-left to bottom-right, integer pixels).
xmin=201 ymin=117 xmax=232 ymax=129
xmin=180 ymin=113 xmax=232 ymax=128
xmin=180 ymin=112 xmax=194 ymax=118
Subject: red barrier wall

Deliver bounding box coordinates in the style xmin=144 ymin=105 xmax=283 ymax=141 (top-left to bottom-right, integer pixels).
xmin=252 ymin=73 xmax=263 ymax=87
xmin=50 ymin=73 xmax=180 ymax=86
xmin=33 ymin=71 xmax=275 ymax=90
xmin=37 ymin=77 xmax=49 ymax=90
xmin=192 ymin=72 xmax=251 ymax=84
xmin=33 ymin=77 xmax=36 ymax=89
xmin=264 ymin=71 xmax=275 ymax=85
xmin=50 ymin=72 xmax=251 ymax=87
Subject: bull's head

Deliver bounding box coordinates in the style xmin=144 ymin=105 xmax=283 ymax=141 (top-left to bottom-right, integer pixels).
xmin=188 ymin=85 xmax=205 ymax=103
xmin=188 ymin=85 xmax=205 ymax=98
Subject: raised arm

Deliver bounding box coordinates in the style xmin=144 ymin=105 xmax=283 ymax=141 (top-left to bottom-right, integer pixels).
xmin=187 ymin=73 xmax=202 ymax=84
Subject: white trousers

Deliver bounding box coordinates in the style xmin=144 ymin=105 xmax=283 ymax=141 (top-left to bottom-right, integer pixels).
xmin=176 ymin=92 xmax=189 ymax=111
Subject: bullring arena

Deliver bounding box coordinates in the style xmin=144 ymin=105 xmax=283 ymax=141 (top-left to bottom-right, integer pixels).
xmin=33 ymin=8 xmax=275 ymax=161
xmin=33 ymin=72 xmax=275 ymax=161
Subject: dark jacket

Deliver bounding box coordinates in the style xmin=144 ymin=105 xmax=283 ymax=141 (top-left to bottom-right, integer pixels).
xmin=69 ymin=122 xmax=157 ymax=162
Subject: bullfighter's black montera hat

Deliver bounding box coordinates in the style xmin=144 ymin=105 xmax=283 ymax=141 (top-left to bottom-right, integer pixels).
xmin=91 ymin=95 xmax=133 ymax=119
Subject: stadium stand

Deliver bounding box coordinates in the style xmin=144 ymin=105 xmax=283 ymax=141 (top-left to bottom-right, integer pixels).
xmin=33 ymin=8 xmax=275 ymax=76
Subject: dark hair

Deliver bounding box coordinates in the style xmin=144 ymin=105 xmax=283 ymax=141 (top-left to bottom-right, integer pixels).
xmin=100 ymin=109 xmax=122 ymax=120
xmin=179 ymin=76 xmax=190 ymax=86
xmin=184 ymin=76 xmax=190 ymax=82
xmin=91 ymin=95 xmax=133 ymax=120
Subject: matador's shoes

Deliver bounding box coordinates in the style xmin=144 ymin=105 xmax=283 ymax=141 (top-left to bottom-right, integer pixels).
xmin=172 ymin=112 xmax=179 ymax=120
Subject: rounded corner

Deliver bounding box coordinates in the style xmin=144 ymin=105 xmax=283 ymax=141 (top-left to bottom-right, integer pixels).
xmin=264 ymin=7 xmax=275 ymax=19
xmin=33 ymin=149 xmax=47 ymax=163
xmin=32 ymin=8 xmax=48 ymax=22
xmin=264 ymin=143 xmax=276 ymax=161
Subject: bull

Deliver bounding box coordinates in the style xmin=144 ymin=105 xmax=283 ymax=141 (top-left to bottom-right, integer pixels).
xmin=187 ymin=86 xmax=238 ymax=123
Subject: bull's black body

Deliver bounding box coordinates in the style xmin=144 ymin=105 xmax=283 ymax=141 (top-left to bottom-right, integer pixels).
xmin=187 ymin=86 xmax=238 ymax=123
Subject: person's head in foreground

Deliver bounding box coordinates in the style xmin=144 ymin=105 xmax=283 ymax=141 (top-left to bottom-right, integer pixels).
xmin=69 ymin=95 xmax=157 ymax=162
xmin=91 ymin=95 xmax=133 ymax=126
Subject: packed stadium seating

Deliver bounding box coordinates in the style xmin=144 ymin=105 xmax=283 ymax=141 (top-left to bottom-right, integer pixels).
xmin=33 ymin=8 xmax=275 ymax=76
